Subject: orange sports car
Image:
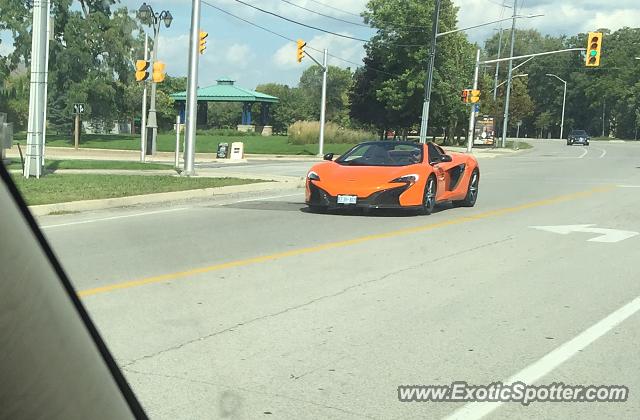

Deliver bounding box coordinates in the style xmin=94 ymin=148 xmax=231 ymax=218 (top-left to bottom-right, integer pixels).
xmin=305 ymin=141 xmax=479 ymax=215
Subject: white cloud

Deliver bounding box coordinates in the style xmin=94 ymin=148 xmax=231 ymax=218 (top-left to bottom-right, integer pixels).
xmin=453 ymin=0 xmax=640 ymax=44
xmin=225 ymin=43 xmax=254 ymax=68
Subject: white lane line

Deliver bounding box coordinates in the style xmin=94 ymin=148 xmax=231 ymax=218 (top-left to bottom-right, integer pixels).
xmin=597 ymin=148 xmax=607 ymax=159
xmin=618 ymin=185 xmax=640 ymax=188
xmin=41 ymin=207 xmax=188 ymax=229
xmin=443 ymin=295 xmax=640 ymax=420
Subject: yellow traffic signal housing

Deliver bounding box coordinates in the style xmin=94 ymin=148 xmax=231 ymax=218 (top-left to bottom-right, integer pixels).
xmin=585 ymin=31 xmax=602 ymax=67
xmin=469 ymin=89 xmax=481 ymax=103
xmin=152 ymin=61 xmax=166 ymax=83
xmin=135 ymin=59 xmax=150 ymax=81
xmin=199 ymin=30 xmax=208 ymax=55
xmin=296 ymin=39 xmax=306 ymax=63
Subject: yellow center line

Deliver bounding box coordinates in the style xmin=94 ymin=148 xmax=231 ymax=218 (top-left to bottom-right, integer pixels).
xmin=78 ymin=185 xmax=615 ymax=298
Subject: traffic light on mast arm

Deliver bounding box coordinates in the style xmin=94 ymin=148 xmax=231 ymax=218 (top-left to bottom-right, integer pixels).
xmin=585 ymin=31 xmax=602 ymax=67
xmin=461 ymin=89 xmax=480 ymax=103
xmin=152 ymin=61 xmax=166 ymax=83
xmin=199 ymin=30 xmax=208 ymax=55
xmin=296 ymin=39 xmax=306 ymax=63
xmin=135 ymin=60 xmax=150 ymax=81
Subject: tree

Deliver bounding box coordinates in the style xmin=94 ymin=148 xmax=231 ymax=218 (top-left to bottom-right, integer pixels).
xmin=1 ymin=0 xmax=143 ymax=133
xmin=351 ymin=0 xmax=474 ymax=139
xmin=534 ymin=111 xmax=553 ymax=138
xmin=298 ymin=65 xmax=353 ymax=125
xmin=255 ymin=83 xmax=307 ymax=133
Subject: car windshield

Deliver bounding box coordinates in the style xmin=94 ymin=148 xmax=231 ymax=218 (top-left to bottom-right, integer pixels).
xmin=572 ymin=130 xmax=587 ymax=135
xmin=336 ymin=142 xmax=423 ymax=166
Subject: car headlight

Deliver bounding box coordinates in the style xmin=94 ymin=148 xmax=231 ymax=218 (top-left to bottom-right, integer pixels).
xmin=391 ymin=174 xmax=419 ymax=184
xmin=307 ymin=171 xmax=320 ymax=181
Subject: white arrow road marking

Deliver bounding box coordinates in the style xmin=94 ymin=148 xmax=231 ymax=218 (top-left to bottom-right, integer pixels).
xmin=530 ymin=224 xmax=639 ymax=243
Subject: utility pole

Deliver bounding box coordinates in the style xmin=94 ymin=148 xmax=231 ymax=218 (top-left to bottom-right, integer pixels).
xmin=419 ymin=0 xmax=442 ymax=144
xmin=500 ymin=0 xmax=518 ymax=148
xmin=24 ymin=0 xmax=49 ymax=179
xmin=183 ymin=0 xmax=201 ymax=175
xmin=467 ymin=49 xmax=481 ymax=153
xmin=318 ymin=49 xmax=328 ymax=157
xmin=42 ymin=2 xmax=52 ymax=164
xmin=140 ymin=33 xmax=148 ymax=162
xmin=493 ymin=28 xmax=503 ymax=100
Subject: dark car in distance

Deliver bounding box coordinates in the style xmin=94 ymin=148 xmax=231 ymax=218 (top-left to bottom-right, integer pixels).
xmin=567 ymin=129 xmax=590 ymax=146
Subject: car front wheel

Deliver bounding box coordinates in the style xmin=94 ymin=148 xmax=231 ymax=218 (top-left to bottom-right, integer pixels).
xmin=418 ymin=176 xmax=437 ymax=215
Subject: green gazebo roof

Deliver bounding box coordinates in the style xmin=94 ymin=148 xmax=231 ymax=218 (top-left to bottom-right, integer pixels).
xmin=170 ymin=78 xmax=279 ymax=103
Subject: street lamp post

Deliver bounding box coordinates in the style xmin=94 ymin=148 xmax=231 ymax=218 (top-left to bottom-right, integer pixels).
xmin=137 ymin=2 xmax=172 ymax=156
xmin=546 ymin=73 xmax=567 ymax=140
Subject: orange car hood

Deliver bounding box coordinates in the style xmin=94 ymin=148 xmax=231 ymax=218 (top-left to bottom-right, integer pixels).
xmin=310 ymin=161 xmax=423 ymax=195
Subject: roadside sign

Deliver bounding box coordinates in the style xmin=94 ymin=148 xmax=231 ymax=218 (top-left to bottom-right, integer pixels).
xmin=73 ymin=103 xmax=85 ymax=114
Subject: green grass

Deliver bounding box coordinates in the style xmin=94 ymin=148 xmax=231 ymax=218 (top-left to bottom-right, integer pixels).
xmin=11 ymin=174 xmax=263 ymax=206
xmin=5 ymin=158 xmax=172 ymax=171
xmin=14 ymin=133 xmax=357 ymax=155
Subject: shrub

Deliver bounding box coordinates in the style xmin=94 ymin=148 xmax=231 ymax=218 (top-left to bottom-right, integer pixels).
xmin=288 ymin=121 xmax=375 ymax=144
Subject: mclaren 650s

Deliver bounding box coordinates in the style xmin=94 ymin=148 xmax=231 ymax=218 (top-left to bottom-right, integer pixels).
xmin=305 ymin=141 xmax=479 ymax=215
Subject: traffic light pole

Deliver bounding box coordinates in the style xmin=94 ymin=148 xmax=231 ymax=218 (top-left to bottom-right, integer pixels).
xmin=183 ymin=0 xmax=201 ymax=176
xmin=140 ymin=33 xmax=149 ymax=162
xmin=302 ymin=49 xmax=329 ymax=156
xmin=419 ymin=0 xmax=441 ymax=144
xmin=467 ymin=49 xmax=481 ymax=153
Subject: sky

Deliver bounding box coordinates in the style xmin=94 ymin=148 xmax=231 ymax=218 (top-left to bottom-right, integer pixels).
xmin=2 ymin=0 xmax=640 ymax=89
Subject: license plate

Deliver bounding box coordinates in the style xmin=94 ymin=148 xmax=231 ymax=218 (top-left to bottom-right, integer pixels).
xmin=337 ymin=195 xmax=357 ymax=205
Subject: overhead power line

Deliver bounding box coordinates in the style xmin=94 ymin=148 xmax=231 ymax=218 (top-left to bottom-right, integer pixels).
xmin=276 ymin=0 xmax=371 ymax=28
xmin=201 ymin=1 xmax=401 ymax=77
xmin=307 ymin=0 xmax=364 ymax=18
xmin=231 ymin=0 xmax=427 ymax=46
xmin=233 ymin=0 xmax=370 ymax=42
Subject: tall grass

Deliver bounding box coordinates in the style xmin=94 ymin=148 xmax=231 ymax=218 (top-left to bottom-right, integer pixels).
xmin=288 ymin=121 xmax=375 ymax=144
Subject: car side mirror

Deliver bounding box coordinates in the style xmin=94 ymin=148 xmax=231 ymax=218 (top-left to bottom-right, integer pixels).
xmin=440 ymin=155 xmax=452 ymax=163
xmin=323 ymin=153 xmax=334 ymax=161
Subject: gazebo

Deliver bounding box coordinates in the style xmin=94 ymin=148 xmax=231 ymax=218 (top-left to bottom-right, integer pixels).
xmin=170 ymin=78 xmax=279 ymax=136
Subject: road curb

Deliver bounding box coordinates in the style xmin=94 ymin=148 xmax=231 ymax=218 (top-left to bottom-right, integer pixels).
xmin=28 ymin=179 xmax=304 ymax=216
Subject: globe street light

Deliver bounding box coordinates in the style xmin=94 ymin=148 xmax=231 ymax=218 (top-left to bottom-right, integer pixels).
xmin=137 ymin=2 xmax=172 ymax=155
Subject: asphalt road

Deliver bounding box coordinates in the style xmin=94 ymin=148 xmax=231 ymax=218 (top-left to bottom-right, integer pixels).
xmin=37 ymin=139 xmax=640 ymax=419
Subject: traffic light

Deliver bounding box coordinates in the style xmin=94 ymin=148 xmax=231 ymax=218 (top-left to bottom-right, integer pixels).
xmin=296 ymin=39 xmax=306 ymax=63
xmin=152 ymin=61 xmax=166 ymax=83
xmin=585 ymin=31 xmax=602 ymax=67
xmin=469 ymin=89 xmax=481 ymax=103
xmin=135 ymin=59 xmax=149 ymax=81
xmin=199 ymin=30 xmax=208 ymax=55
xmin=461 ymin=89 xmax=469 ymax=103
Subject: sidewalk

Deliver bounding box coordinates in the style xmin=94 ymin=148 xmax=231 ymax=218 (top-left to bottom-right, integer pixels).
xmin=5 ymin=146 xmax=322 ymax=164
